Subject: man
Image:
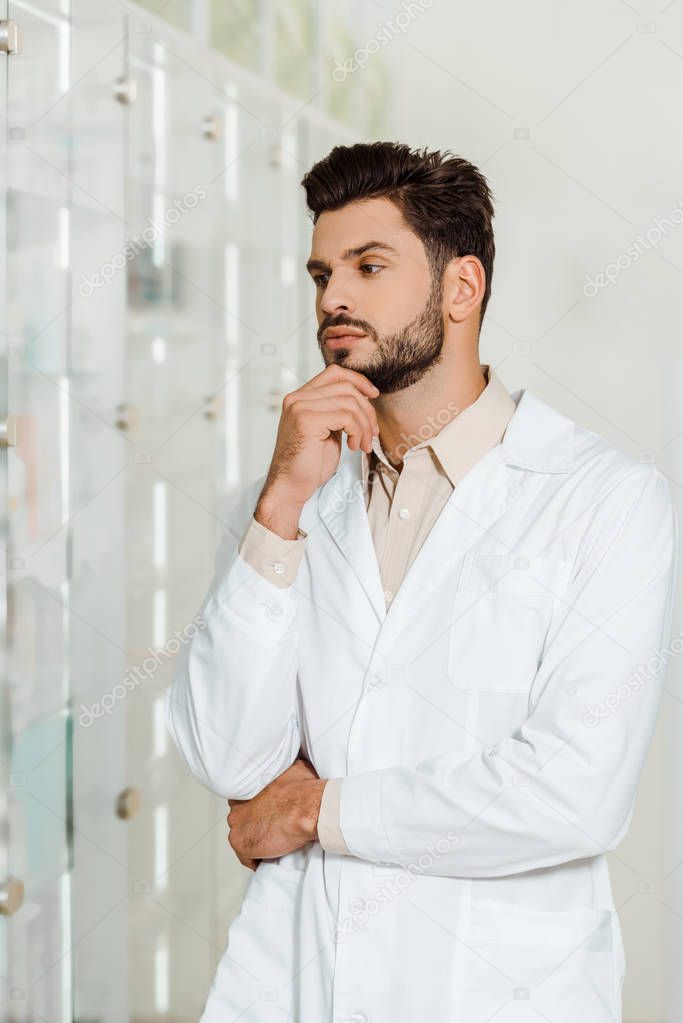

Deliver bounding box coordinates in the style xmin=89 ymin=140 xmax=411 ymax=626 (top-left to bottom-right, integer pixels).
xmin=165 ymin=142 xmax=677 ymax=1022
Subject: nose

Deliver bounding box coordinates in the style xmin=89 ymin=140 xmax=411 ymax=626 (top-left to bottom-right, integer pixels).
xmin=319 ymin=267 xmax=357 ymax=318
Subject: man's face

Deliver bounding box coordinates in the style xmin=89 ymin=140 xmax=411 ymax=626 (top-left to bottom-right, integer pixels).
xmin=308 ymin=197 xmax=445 ymax=393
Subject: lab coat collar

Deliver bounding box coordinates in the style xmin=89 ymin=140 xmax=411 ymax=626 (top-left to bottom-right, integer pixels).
xmin=339 ymin=383 xmax=575 ymax=490
xmin=501 ymin=388 xmax=575 ymax=474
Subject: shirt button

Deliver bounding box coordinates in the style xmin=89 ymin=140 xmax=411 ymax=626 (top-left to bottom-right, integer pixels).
xmin=384 ymin=589 xmax=393 ymax=603
xmin=272 ymin=561 xmax=285 ymax=574
xmin=398 ymin=507 xmax=410 ymax=519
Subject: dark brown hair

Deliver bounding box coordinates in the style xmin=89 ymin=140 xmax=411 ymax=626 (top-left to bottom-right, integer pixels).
xmin=300 ymin=141 xmax=496 ymax=330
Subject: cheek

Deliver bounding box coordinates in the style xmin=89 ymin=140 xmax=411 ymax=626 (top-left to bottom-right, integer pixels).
xmin=378 ymin=273 xmax=429 ymax=322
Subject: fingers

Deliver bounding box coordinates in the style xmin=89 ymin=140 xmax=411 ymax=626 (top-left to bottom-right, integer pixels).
xmin=283 ymin=381 xmax=379 ymax=432
xmin=227 ymin=827 xmax=260 ymax=871
xmin=236 ymin=849 xmax=259 ymax=871
xmin=287 ymin=397 xmax=378 ymax=453
xmin=297 ymin=382 xmax=380 ymax=433
xmin=279 ymin=364 xmax=381 ymax=455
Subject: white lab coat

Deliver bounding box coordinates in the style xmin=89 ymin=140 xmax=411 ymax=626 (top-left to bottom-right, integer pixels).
xmin=165 ymin=387 xmax=678 ymax=1023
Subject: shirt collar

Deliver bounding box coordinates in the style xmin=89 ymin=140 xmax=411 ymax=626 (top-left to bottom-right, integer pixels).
xmin=361 ymin=365 xmax=517 ymax=489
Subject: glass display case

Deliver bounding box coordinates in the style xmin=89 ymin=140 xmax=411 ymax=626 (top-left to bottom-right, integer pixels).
xmin=0 ymin=1 xmax=370 ymax=1019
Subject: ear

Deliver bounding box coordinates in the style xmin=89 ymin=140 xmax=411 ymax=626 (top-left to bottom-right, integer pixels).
xmin=444 ymin=255 xmax=485 ymax=326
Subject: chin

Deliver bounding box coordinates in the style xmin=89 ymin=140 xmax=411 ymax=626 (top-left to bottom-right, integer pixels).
xmin=330 ymin=350 xmax=356 ymax=365
xmin=336 ymin=349 xmax=371 ymax=367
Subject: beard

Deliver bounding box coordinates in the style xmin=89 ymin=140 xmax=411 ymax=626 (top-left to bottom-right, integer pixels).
xmin=321 ymin=273 xmax=445 ymax=394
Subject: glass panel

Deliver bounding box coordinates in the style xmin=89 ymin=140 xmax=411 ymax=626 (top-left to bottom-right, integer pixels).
xmin=133 ymin=0 xmax=191 ymax=33
xmin=5 ymin=0 xmax=73 ymax=1018
xmin=211 ymin=0 xmax=262 ymax=72
xmin=321 ymin=3 xmax=391 ymax=135
xmin=323 ymin=7 xmax=366 ymax=131
xmin=0 ymin=0 xmax=9 ymax=1009
xmin=68 ymin=0 xmax=131 ymax=1017
xmin=126 ymin=27 xmax=238 ymax=1020
xmin=274 ymin=0 xmax=313 ymax=100
xmin=366 ymin=63 xmax=391 ymax=136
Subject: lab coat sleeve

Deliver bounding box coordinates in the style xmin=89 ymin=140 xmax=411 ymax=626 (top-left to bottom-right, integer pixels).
xmin=164 ymin=474 xmax=306 ymax=800
xmin=338 ymin=464 xmax=679 ymax=877
xmin=317 ymin=777 xmax=350 ymax=854
xmin=239 ymin=514 xmax=308 ymax=587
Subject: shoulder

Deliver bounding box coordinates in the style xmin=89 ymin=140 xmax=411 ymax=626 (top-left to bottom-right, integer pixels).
xmin=532 ymin=393 xmax=675 ymax=561
xmin=570 ymin=413 xmax=672 ymax=524
xmin=518 ymin=387 xmax=672 ymax=510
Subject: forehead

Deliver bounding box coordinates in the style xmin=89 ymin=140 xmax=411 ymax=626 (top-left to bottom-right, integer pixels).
xmin=309 ymin=197 xmax=418 ymax=258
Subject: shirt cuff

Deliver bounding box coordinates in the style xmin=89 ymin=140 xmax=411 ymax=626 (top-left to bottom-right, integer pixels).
xmin=316 ymin=777 xmax=351 ymax=854
xmin=237 ymin=514 xmax=308 ymax=588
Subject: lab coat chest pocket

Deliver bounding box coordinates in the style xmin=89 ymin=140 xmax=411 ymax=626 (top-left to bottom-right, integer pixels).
xmin=448 ymin=553 xmax=572 ymax=694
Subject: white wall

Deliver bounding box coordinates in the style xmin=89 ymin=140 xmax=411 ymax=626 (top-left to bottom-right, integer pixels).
xmin=379 ymin=2 xmax=683 ymax=1019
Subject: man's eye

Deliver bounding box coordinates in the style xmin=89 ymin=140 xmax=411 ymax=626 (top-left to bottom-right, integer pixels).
xmin=312 ymin=264 xmax=383 ymax=288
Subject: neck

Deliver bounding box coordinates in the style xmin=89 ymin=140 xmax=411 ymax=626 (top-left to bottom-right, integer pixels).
xmin=373 ymin=354 xmax=486 ymax=470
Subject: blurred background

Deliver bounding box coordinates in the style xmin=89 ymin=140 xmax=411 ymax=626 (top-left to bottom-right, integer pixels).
xmin=0 ymin=1 xmax=682 ymax=1020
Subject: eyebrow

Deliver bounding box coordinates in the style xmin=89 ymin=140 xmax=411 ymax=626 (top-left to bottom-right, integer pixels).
xmin=306 ymin=241 xmax=399 ymax=274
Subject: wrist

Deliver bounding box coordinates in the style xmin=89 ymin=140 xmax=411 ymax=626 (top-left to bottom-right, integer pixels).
xmin=295 ymin=778 xmax=327 ymax=842
xmin=255 ymin=489 xmax=305 ymax=540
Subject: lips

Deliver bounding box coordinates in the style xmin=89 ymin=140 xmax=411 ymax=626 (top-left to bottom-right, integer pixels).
xmin=324 ymin=329 xmax=367 ymax=348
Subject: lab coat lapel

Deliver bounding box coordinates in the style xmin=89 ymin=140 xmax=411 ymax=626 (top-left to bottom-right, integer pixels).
xmin=316 ymin=443 xmax=519 ymax=638
xmin=317 ymin=449 xmax=388 ymax=626
xmin=380 ymin=445 xmax=521 ymax=643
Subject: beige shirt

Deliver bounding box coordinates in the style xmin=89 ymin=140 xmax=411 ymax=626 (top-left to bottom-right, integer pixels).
xmin=237 ymin=366 xmax=517 ymax=855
